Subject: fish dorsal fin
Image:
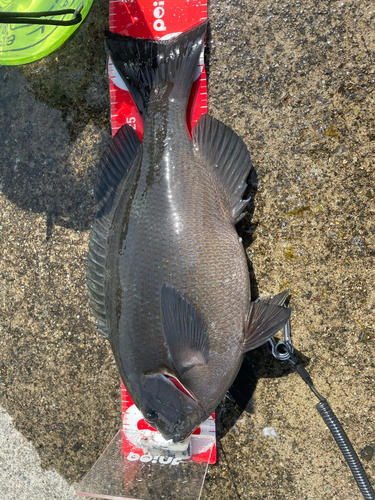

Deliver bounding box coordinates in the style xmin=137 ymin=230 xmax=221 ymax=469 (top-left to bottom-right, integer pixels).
xmin=160 ymin=283 xmax=209 ymax=375
xmin=192 ymin=114 xmax=253 ymax=223
xmin=242 ymin=300 xmax=291 ymax=352
xmin=87 ymin=124 xmax=140 ymax=338
xmin=95 ymin=124 xmax=140 ymax=218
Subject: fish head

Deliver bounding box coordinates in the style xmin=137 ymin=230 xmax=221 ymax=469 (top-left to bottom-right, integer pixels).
xmin=141 ymin=367 xmax=205 ymax=443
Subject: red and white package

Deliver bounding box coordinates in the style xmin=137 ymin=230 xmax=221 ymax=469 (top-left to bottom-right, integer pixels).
xmin=108 ymin=0 xmax=216 ymax=465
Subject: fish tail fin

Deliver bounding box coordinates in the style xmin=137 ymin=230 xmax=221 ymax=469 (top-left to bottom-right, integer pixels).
xmin=105 ymin=22 xmax=207 ymax=115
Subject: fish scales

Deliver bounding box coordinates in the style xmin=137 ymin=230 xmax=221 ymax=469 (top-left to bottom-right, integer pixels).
xmin=88 ymin=22 xmax=291 ymax=442
xmin=110 ymin=113 xmax=249 ymax=410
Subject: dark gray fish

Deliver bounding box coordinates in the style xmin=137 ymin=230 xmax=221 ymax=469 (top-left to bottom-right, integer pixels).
xmin=87 ymin=22 xmax=291 ymax=443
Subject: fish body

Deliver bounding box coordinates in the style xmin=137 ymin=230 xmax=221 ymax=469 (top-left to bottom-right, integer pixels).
xmin=88 ymin=23 xmax=290 ymax=442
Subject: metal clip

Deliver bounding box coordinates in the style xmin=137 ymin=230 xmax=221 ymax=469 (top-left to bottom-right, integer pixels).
xmin=268 ymin=318 xmax=293 ymax=361
xmin=268 ymin=319 xmax=325 ymax=401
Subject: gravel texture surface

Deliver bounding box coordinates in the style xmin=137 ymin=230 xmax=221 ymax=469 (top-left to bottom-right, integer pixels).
xmin=0 ymin=0 xmax=374 ymax=499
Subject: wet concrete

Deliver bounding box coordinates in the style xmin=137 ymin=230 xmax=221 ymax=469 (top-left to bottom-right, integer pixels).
xmin=0 ymin=0 xmax=374 ymax=499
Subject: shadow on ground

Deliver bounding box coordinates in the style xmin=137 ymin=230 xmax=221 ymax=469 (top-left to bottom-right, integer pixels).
xmin=0 ymin=0 xmax=110 ymax=237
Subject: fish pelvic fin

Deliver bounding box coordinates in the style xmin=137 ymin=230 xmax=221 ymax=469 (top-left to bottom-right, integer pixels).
xmin=160 ymin=283 xmax=209 ymax=376
xmin=105 ymin=22 xmax=207 ymax=116
xmin=242 ymin=299 xmax=291 ymax=352
xmin=192 ymin=114 xmax=254 ymax=223
xmin=87 ymin=124 xmax=140 ymax=338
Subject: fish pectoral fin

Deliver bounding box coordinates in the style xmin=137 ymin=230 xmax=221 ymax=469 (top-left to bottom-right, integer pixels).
xmin=242 ymin=301 xmax=291 ymax=353
xmin=161 ymin=283 xmax=209 ymax=375
xmin=87 ymin=124 xmax=140 ymax=339
xmin=175 ymin=353 xmax=207 ymax=374
xmin=192 ymin=114 xmax=254 ymax=223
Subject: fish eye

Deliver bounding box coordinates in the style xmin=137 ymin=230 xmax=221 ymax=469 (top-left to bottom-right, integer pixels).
xmin=146 ymin=409 xmax=158 ymax=421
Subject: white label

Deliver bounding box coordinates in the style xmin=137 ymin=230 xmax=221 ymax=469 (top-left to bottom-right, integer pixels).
xmin=124 ymin=452 xmax=186 ymax=466
xmin=126 ymin=117 xmax=136 ymax=130
xmin=153 ymin=1 xmax=166 ymax=31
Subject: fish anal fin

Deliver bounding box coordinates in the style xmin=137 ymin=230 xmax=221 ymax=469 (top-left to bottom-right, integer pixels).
xmin=242 ymin=301 xmax=291 ymax=353
xmin=193 ymin=114 xmax=254 ymax=223
xmin=160 ymin=283 xmax=209 ymax=375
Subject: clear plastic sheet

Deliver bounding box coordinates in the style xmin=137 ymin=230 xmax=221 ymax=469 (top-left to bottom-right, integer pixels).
xmin=76 ymin=429 xmax=214 ymax=500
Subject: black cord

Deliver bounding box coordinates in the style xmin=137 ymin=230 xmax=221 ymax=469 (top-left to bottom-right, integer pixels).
xmin=0 ymin=9 xmax=82 ymax=26
xmin=286 ymin=350 xmax=375 ymax=500
xmin=317 ymin=400 xmax=375 ymax=500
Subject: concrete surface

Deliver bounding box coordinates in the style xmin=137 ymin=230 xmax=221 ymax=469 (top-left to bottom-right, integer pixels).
xmin=0 ymin=0 xmax=374 ymax=499
xmin=0 ymin=405 xmax=76 ymax=500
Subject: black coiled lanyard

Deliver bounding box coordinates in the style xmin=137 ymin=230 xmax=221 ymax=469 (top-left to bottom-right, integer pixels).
xmin=269 ymin=320 xmax=375 ymax=500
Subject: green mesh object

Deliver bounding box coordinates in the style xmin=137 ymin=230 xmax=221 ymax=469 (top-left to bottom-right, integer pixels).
xmin=0 ymin=0 xmax=93 ymax=65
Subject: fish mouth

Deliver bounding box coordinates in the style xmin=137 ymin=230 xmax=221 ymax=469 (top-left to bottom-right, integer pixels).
xmin=146 ymin=365 xmax=199 ymax=405
xmin=142 ymin=366 xmax=204 ymax=442
xmin=163 ymin=373 xmax=198 ymax=403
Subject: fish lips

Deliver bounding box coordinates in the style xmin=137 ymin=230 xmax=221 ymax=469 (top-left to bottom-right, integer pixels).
xmin=141 ymin=371 xmax=206 ymax=443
